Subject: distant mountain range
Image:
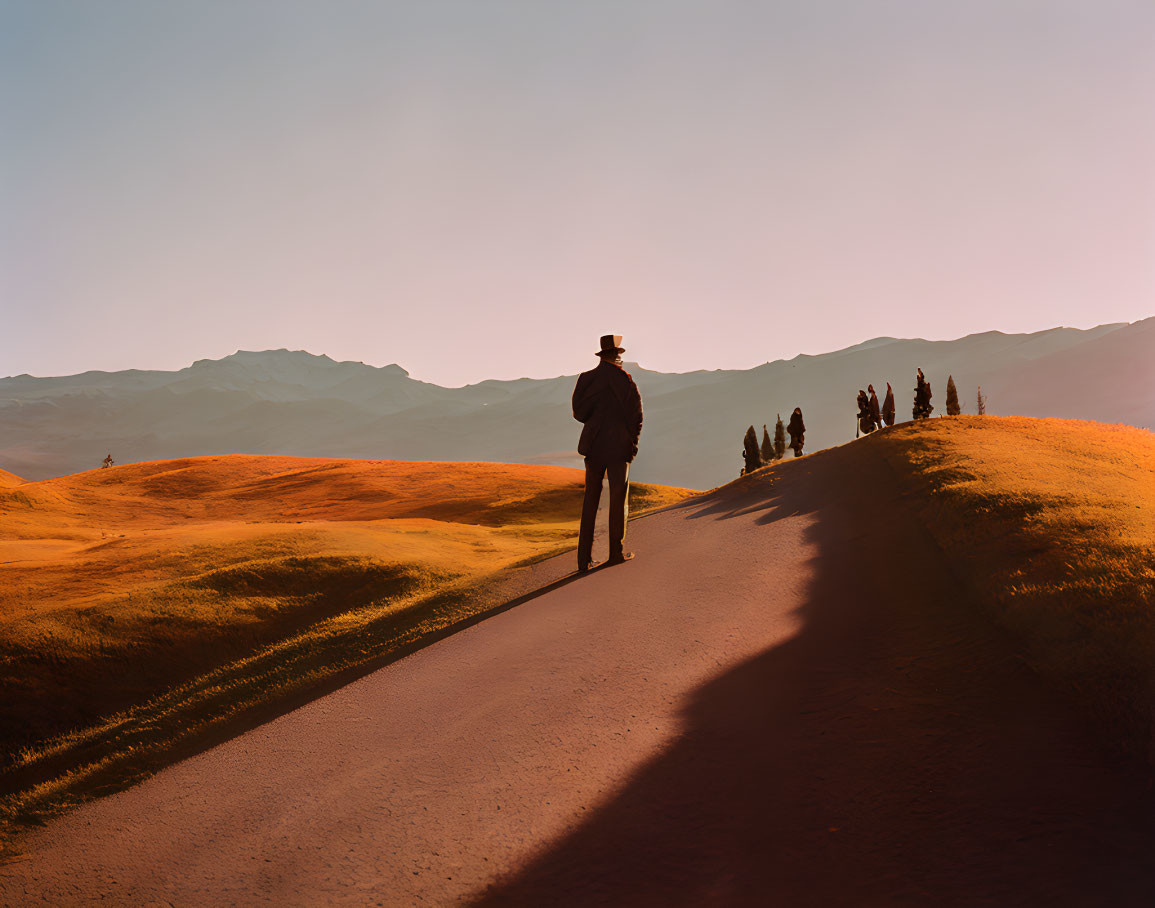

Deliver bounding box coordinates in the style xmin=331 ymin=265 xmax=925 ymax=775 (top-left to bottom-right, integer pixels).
xmin=3 ymin=318 xmax=1152 ymax=489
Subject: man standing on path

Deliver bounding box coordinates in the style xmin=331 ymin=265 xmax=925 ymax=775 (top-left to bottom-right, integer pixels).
xmin=572 ymin=335 xmax=644 ymax=572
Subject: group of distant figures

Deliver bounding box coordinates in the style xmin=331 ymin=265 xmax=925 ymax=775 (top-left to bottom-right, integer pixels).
xmin=742 ymin=368 xmax=969 ymax=476
xmin=855 ymin=369 xmax=933 ymax=436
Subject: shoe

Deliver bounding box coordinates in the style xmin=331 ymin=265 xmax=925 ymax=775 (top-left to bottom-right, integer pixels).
xmin=606 ymin=552 xmax=635 ymax=565
xmin=578 ymin=560 xmax=601 ymax=573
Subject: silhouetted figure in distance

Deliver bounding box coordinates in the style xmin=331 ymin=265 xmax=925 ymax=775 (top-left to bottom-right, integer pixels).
xmin=787 ymin=407 xmax=806 ymax=457
xmin=572 ymin=335 xmax=644 ymax=572
xmin=856 ymin=389 xmax=871 ymax=436
xmin=101 ymin=453 xmax=114 ymax=469
xmin=868 ymin=384 xmax=882 ymax=431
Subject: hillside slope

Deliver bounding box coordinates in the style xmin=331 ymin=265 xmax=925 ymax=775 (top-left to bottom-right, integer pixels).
xmin=872 ymin=416 xmax=1155 ymax=755
xmin=985 ymin=316 xmax=1155 ymax=431
xmin=0 ymin=456 xmax=693 ymax=766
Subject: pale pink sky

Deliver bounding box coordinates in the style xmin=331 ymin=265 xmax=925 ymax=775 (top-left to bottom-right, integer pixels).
xmin=2 ymin=1 xmax=1153 ymax=386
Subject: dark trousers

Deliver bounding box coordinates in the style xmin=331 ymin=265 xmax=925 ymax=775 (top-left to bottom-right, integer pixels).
xmin=578 ymin=458 xmax=630 ymax=566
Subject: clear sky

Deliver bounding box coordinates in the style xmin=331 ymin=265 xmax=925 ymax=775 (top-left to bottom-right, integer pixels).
xmin=2 ymin=0 xmax=1153 ymax=386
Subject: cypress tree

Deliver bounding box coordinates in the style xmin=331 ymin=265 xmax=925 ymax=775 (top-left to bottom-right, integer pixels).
xmin=945 ymin=375 xmax=961 ymax=416
xmin=913 ymin=369 xmax=934 ymax=420
xmin=976 ymin=386 xmax=986 ymax=415
xmin=742 ymin=425 xmax=762 ymax=476
xmin=773 ymin=414 xmax=787 ymax=460
xmin=760 ymin=425 xmax=774 ymax=462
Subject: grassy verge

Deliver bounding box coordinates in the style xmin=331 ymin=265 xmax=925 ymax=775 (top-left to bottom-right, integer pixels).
xmin=0 ymin=551 xmax=558 ymax=853
xmin=0 ymin=522 xmax=567 ymax=758
xmin=0 ymin=467 xmax=695 ymax=854
xmin=874 ymin=416 xmax=1155 ymax=761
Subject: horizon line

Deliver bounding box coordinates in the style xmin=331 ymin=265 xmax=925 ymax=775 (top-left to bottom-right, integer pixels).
xmin=3 ymin=318 xmax=1146 ymax=387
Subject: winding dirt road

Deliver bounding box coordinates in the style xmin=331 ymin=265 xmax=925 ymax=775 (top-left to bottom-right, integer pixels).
xmin=3 ymin=443 xmax=1154 ymax=906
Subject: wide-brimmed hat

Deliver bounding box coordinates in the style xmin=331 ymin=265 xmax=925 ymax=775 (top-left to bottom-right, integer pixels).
xmin=597 ymin=335 xmax=626 ymax=356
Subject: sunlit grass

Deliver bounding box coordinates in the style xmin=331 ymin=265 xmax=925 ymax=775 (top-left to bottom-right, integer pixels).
xmin=875 ymin=416 xmax=1155 ymax=757
xmin=0 ymin=455 xmax=695 ymax=849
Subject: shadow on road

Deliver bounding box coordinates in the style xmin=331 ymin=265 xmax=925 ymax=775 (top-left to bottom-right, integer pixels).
xmin=474 ymin=447 xmax=1155 ymax=906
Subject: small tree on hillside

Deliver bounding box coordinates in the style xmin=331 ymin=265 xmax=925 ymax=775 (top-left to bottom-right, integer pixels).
xmin=881 ymin=384 xmax=896 ymax=427
xmin=742 ymin=425 xmax=763 ymax=476
xmin=913 ymin=368 xmax=934 ymax=420
xmin=773 ymin=414 xmax=787 ymax=460
xmin=945 ymin=375 xmax=961 ymax=416
xmin=976 ymin=386 xmax=986 ymax=415
xmin=760 ymin=424 xmax=774 ymax=462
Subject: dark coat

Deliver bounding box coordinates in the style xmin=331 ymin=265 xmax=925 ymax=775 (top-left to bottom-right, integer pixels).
xmin=572 ymin=359 xmax=643 ymax=463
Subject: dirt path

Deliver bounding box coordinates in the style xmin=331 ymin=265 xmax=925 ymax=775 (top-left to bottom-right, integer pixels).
xmin=3 ymin=445 xmax=1153 ymax=906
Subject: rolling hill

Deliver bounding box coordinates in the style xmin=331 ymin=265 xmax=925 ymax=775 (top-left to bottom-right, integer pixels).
xmin=2 ymin=318 xmax=1151 ymax=489
xmin=870 ymin=415 xmax=1155 ymax=756
xmin=0 ymin=456 xmax=693 ymax=768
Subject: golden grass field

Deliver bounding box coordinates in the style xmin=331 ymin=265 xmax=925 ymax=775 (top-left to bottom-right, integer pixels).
xmin=3 ymin=419 xmax=1151 ymax=848
xmin=0 ymin=455 xmax=694 ymax=840
xmin=873 ymin=416 xmax=1155 ymax=759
